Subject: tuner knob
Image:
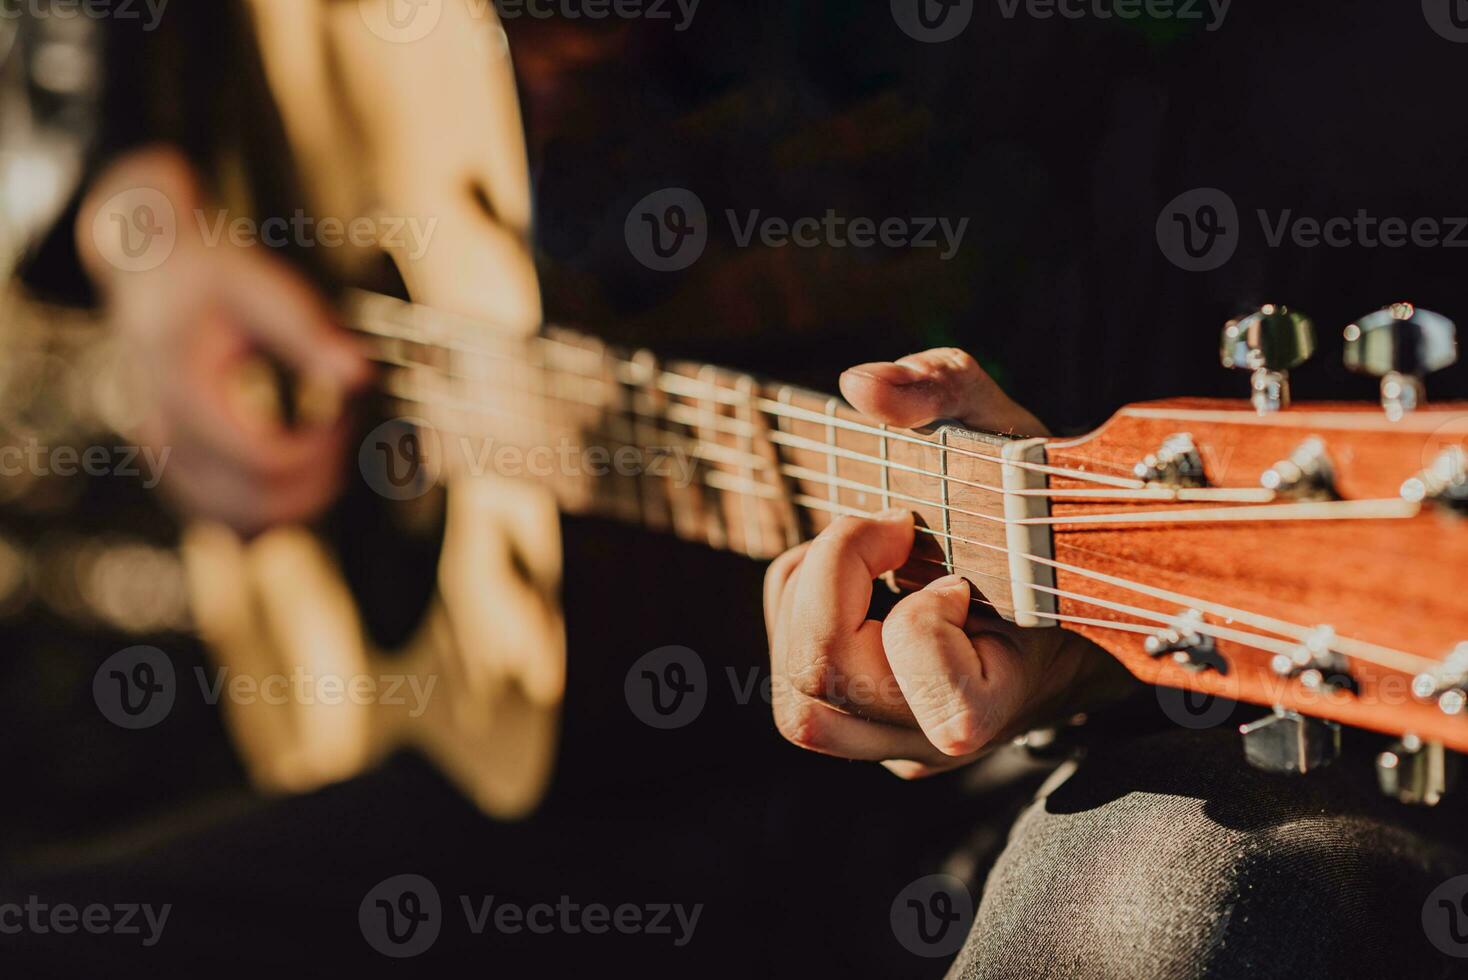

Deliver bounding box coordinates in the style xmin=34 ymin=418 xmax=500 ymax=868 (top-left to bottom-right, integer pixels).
xmin=1239 ymin=707 xmax=1340 ymax=774
xmin=1343 ymin=302 xmax=1457 ymax=420
xmin=1220 ymin=305 xmax=1317 ymax=414
xmin=1376 ymin=735 xmax=1453 ymax=806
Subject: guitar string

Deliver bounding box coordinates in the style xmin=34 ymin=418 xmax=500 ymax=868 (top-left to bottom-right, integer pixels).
xmin=350 ymin=296 xmax=1440 ymax=671
xmin=371 ymin=378 xmax=1438 ymax=676
xmin=376 ymin=368 xmax=1422 ymax=530
xmin=366 ymin=346 xmax=1416 ymax=524
xmin=785 ymin=489 xmax=1435 ymax=674
xmin=348 ymin=305 xmax=1144 ymax=490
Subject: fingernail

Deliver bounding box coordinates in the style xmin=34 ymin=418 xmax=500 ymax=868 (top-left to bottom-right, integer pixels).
xmin=928 ymin=574 xmax=971 ymax=597
xmin=843 ymin=361 xmax=924 ymax=386
xmin=873 ymin=507 xmax=911 ymax=523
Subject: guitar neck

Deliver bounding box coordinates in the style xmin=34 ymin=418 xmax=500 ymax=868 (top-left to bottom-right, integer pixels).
xmin=350 ymin=291 xmax=1054 ymax=623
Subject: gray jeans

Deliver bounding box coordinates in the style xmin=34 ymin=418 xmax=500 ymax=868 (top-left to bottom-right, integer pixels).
xmin=946 ymin=724 xmax=1468 ymax=980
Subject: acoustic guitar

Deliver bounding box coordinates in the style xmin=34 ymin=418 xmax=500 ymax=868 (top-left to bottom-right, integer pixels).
xmin=340 ymin=291 xmax=1468 ymax=808
xmin=5 ymin=2 xmax=1466 ymax=815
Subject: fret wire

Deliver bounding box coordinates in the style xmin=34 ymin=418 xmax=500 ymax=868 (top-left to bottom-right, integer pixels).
xmin=697 ymin=365 xmax=728 ymax=552
xmin=632 ymin=349 xmax=669 ymax=532
xmin=879 ymin=423 xmax=892 ymax=512
xmin=737 ymin=375 xmax=763 ymax=559
xmin=824 ymin=398 xmax=841 ymax=510
xmin=777 ymin=386 xmax=803 ymax=542
xmin=939 ymin=426 xmax=954 ymax=574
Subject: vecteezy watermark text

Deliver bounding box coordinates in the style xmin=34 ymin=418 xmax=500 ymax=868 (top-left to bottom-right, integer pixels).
xmin=90 ymin=190 xmax=440 ymax=273
xmin=0 ymin=439 xmax=169 ymax=488
xmin=625 ymin=188 xmax=969 ymax=272
xmin=891 ymin=0 xmax=1229 ymax=43
xmin=0 ymin=0 xmax=168 ymax=31
xmin=994 ymin=0 xmax=1230 ymax=30
xmin=0 ymin=897 xmax=170 ymax=948
xmin=93 ymin=646 xmax=439 ymax=730
xmin=358 ymin=0 xmax=700 ymax=44
xmin=196 ymin=209 xmax=438 ymax=261
xmin=1157 ymin=187 xmax=1468 ymax=271
xmin=359 ymin=418 xmax=698 ymax=502
xmin=359 ymin=875 xmax=702 ymax=958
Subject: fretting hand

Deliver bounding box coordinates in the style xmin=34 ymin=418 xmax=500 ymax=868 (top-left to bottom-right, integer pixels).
xmin=763 ymin=349 xmax=1135 ymax=778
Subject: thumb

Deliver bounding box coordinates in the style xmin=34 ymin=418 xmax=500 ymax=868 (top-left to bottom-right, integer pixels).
xmin=838 ymin=348 xmax=1047 ymax=436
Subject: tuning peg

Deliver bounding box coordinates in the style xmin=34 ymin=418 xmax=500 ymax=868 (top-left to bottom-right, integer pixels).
xmin=1343 ymin=303 xmax=1457 ymax=420
xmin=1376 ymin=735 xmax=1453 ymax=806
xmin=1220 ymin=305 xmax=1317 ymax=414
xmin=1239 ymin=706 xmax=1340 ymax=774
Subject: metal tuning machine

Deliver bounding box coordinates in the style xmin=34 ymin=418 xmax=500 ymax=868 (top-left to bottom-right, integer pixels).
xmin=1401 ymin=447 xmax=1468 ymax=514
xmin=1412 ymin=642 xmax=1468 ymax=718
xmin=1144 ymin=609 xmax=1226 ymax=674
xmin=1133 ymin=433 xmax=1207 ymax=488
xmin=1260 ymin=437 xmax=1338 ymax=500
xmin=1269 ymin=625 xmax=1356 ymax=695
xmin=1240 ymin=707 xmax=1341 ymax=774
xmin=1377 ymin=735 xmax=1454 ymax=806
xmin=1221 ymin=305 xmax=1316 ymax=414
xmin=1344 ymin=303 xmax=1457 ymax=421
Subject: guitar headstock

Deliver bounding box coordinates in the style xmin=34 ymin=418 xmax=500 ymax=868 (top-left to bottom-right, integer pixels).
xmin=1037 ymin=303 xmax=1466 ymax=787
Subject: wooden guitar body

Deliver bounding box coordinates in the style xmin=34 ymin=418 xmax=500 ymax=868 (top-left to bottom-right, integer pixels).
xmin=186 ymin=0 xmax=565 ymax=818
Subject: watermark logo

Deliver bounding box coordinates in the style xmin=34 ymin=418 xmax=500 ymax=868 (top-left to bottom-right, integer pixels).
xmin=91 ymin=187 xmax=176 ymax=274
xmin=93 ymin=645 xmax=175 ymax=730
xmin=359 ymin=417 xmax=442 ymax=501
xmin=625 ymin=645 xmax=707 ymax=729
xmin=1155 ymin=187 xmax=1238 ymax=272
xmin=626 ymin=188 xmax=708 ymax=272
xmin=892 ymin=0 xmax=973 ymax=43
xmin=1424 ymin=875 xmax=1468 ymax=957
xmin=360 ymin=0 xmax=444 ymax=43
xmin=360 ymin=874 xmax=443 ymax=958
xmin=1155 ymin=683 xmax=1236 ymax=729
xmin=1424 ymin=0 xmax=1468 ymax=43
xmin=890 ymin=874 xmax=973 ymax=958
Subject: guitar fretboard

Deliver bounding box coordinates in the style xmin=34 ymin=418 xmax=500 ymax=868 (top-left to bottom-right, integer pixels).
xmin=350 ymin=291 xmax=1051 ymax=622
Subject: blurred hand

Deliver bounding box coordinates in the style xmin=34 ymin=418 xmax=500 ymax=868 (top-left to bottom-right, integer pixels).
xmin=764 ymin=349 xmax=1133 ymax=778
xmin=77 ymin=147 xmax=370 ymax=534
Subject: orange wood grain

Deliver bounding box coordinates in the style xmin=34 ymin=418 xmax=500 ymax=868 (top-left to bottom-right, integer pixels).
xmin=1037 ymin=398 xmax=1468 ymax=748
